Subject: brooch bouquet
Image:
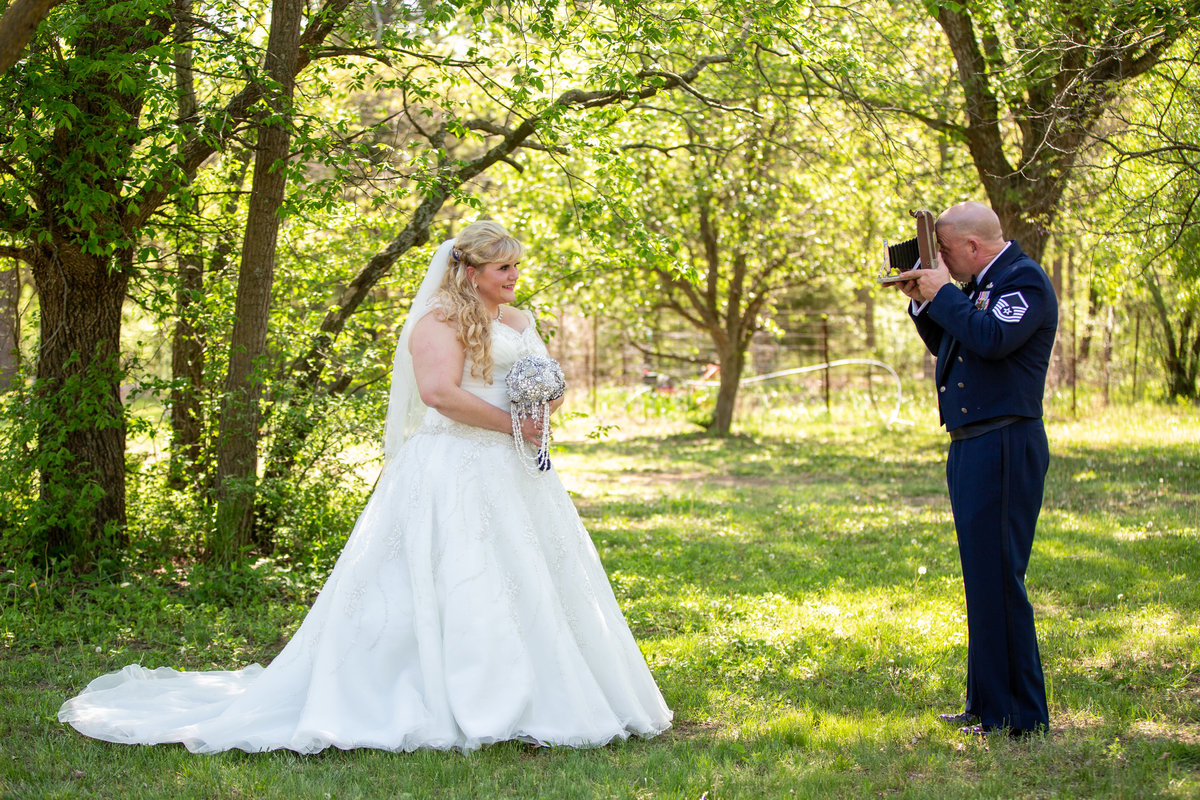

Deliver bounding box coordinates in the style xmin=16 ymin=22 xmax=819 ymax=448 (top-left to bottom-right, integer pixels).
xmin=505 ymin=354 xmax=566 ymax=473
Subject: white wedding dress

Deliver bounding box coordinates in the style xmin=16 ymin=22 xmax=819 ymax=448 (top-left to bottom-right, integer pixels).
xmin=59 ymin=313 xmax=672 ymax=754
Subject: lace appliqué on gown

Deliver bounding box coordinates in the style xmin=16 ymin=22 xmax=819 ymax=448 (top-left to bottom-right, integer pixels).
xmin=58 ymin=314 xmax=672 ymax=754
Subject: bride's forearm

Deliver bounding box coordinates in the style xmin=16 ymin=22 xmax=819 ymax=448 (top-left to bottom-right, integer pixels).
xmin=433 ymin=392 xmax=544 ymax=444
xmin=423 ymin=385 xmax=512 ymax=434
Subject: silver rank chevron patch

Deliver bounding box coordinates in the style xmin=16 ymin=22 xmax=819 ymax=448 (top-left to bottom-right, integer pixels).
xmin=992 ymin=291 xmax=1029 ymax=323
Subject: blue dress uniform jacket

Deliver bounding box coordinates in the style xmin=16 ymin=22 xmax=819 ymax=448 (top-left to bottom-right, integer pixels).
xmin=908 ymin=240 xmax=1057 ymax=734
xmin=910 ymin=242 xmax=1058 ymax=431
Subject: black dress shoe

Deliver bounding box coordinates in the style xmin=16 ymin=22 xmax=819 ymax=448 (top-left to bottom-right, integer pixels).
xmin=938 ymin=712 xmax=980 ymax=725
xmin=959 ymin=724 xmax=1044 ymax=739
xmin=959 ymin=724 xmax=1004 ymax=737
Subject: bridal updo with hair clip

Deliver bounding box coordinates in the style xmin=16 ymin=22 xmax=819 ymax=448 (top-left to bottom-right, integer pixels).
xmin=433 ymin=220 xmax=525 ymax=384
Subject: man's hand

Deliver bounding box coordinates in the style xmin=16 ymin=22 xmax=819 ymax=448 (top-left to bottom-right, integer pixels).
xmin=895 ymin=276 xmax=922 ymax=303
xmin=895 ymin=258 xmax=953 ymax=304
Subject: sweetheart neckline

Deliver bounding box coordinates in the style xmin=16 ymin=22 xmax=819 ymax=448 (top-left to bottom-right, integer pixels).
xmin=494 ymin=320 xmax=535 ymax=339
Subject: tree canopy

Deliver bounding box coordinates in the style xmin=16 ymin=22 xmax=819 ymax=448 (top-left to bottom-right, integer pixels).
xmin=1 ymin=0 xmax=1198 ymax=570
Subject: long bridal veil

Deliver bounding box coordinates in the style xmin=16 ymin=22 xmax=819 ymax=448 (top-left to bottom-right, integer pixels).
xmin=383 ymin=237 xmax=455 ymax=462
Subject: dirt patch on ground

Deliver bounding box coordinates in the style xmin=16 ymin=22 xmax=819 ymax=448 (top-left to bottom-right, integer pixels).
xmin=566 ymin=469 xmax=948 ymax=510
xmin=624 ymin=470 xmax=791 ymax=489
xmin=661 ymin=717 xmax=723 ymax=741
xmin=562 ymin=470 xmax=788 ymax=499
xmin=1052 ymin=711 xmax=1200 ymax=747
xmin=1129 ymin=719 xmax=1200 ymax=746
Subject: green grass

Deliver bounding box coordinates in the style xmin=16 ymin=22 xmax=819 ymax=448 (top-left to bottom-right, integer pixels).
xmin=3 ymin=399 xmax=1199 ymax=799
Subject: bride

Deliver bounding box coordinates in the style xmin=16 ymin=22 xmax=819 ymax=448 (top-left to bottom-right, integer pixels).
xmin=59 ymin=220 xmax=673 ymax=753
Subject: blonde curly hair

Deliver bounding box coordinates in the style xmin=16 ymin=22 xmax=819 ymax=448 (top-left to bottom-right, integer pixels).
xmin=433 ymin=220 xmax=525 ymax=383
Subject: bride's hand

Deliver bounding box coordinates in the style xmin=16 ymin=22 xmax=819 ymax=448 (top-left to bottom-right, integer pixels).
xmin=520 ymin=416 xmax=546 ymax=444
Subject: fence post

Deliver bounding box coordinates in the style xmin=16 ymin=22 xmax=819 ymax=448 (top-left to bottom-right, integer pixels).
xmin=1131 ymin=310 xmax=1140 ymax=403
xmin=590 ymin=314 xmax=598 ymax=414
xmin=1069 ymin=248 xmax=1077 ymax=415
xmin=0 ymin=257 xmax=18 ymax=393
xmin=822 ymin=314 xmax=831 ymax=415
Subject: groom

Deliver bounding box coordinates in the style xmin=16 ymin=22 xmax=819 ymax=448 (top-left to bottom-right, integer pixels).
xmin=893 ymin=201 xmax=1056 ymax=738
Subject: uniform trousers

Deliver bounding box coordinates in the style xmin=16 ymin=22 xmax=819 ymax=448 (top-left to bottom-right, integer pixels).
xmin=946 ymin=416 xmax=1050 ymax=732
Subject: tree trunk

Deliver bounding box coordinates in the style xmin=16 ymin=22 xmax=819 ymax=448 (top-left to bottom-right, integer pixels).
xmin=167 ymin=0 xmax=204 ymax=490
xmin=1046 ymin=253 xmax=1064 ymax=390
xmin=169 ymin=244 xmax=204 ymax=488
xmin=244 ymin=52 xmax=736 ymax=536
xmin=998 ymin=208 xmax=1050 ymax=265
xmin=709 ymin=343 xmax=743 ymax=436
xmin=0 ymin=0 xmax=60 ymax=77
xmin=0 ymin=258 xmax=18 ymax=392
xmin=1101 ymin=304 xmax=1114 ymax=406
xmin=859 ymin=286 xmax=875 ymax=352
xmin=2 ymin=0 xmax=356 ymax=568
xmin=1078 ymin=282 xmax=1102 ymax=363
xmin=1144 ymin=271 xmax=1199 ymax=401
xmin=9 ymin=8 xmax=163 ymax=566
xmin=28 ymin=239 xmax=128 ymax=561
xmin=930 ymin=3 xmax=1180 ymax=267
xmin=1169 ymin=308 xmax=1199 ymax=401
xmin=211 ymin=0 xmax=304 ymax=561
xmin=1162 ymin=309 xmax=1199 ymax=401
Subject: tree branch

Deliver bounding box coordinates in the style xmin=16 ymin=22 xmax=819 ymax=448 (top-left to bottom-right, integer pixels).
xmin=313 ymin=45 xmax=392 ymax=66
xmin=555 ymin=54 xmax=735 ymax=109
xmin=626 ymin=339 xmax=713 ymax=367
xmin=0 ymin=0 xmax=67 ymax=76
xmin=464 ymin=119 xmax=567 ymax=153
xmin=654 ymin=283 xmax=710 ymax=332
xmin=800 ymin=64 xmax=963 ymax=136
xmin=283 ymin=49 xmax=740 ymax=394
xmin=653 ymin=262 xmax=719 ymax=339
xmin=0 ymin=244 xmax=31 ymax=262
xmin=934 ymin=7 xmax=1013 ymax=181
xmin=124 ymin=0 xmax=357 ymax=230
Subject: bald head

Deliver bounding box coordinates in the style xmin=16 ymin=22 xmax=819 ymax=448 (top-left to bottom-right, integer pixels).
xmin=934 ymin=201 xmax=1008 ymax=281
xmin=937 ymin=201 xmax=1005 ymax=243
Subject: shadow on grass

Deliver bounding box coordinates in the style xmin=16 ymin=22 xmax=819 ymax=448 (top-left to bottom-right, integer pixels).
xmin=561 ymin=424 xmax=1200 ymax=754
xmin=5 ymin=411 xmax=1199 ymax=799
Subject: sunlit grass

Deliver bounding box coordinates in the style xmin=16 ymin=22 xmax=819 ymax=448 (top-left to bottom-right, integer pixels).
xmin=2 ymin=398 xmax=1198 ymax=798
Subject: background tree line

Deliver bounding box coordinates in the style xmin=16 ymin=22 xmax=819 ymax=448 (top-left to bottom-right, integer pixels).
xmin=1 ymin=0 xmax=1197 ymax=574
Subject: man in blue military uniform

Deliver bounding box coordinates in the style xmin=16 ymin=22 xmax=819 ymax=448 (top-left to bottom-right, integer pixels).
xmin=895 ymin=201 xmax=1057 ymax=737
